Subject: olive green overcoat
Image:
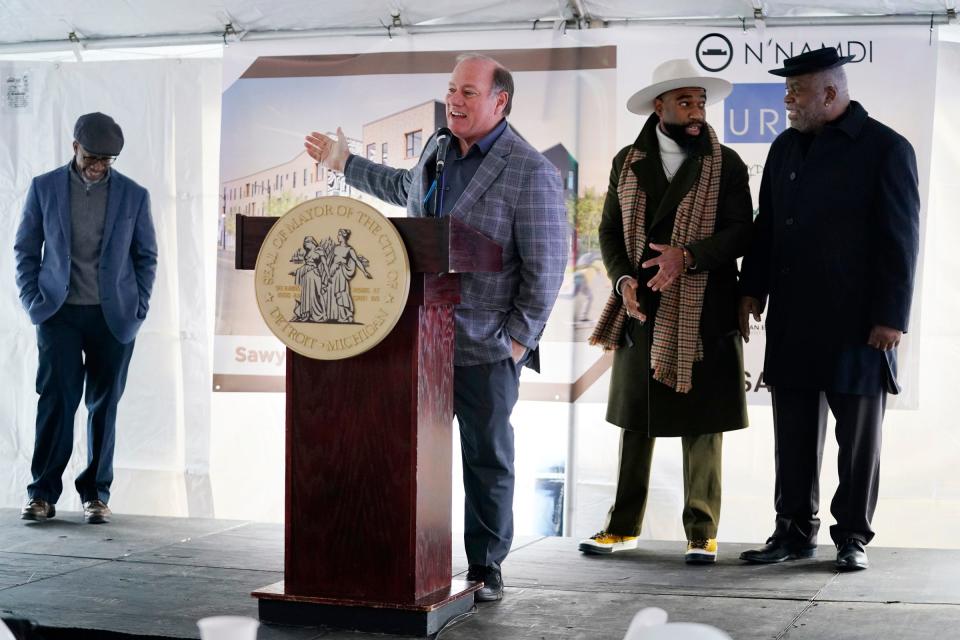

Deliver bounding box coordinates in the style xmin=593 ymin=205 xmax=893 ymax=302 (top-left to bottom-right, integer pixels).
xmin=598 ymin=114 xmax=752 ymax=437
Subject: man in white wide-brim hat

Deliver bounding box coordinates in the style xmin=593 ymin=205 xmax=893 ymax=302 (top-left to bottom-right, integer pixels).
xmin=581 ymin=59 xmax=752 ymax=564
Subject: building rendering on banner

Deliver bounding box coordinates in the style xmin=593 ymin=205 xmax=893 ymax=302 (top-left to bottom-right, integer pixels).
xmin=219 ymin=99 xmax=579 ymax=249
xmin=541 ymin=143 xmax=579 ymax=201
xmin=362 ymin=100 xmax=447 ymax=170
xmin=218 ymin=135 xmax=364 ymax=250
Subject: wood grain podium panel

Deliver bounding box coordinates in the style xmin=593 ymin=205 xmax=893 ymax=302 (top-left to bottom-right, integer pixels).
xmin=239 ymin=210 xmax=501 ymax=633
xmin=284 ymin=274 xmax=455 ymax=603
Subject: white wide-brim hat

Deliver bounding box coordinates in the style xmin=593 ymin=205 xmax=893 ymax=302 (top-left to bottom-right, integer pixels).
xmin=626 ymin=59 xmax=733 ymax=116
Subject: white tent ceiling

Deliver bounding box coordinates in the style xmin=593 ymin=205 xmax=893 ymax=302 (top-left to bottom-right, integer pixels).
xmin=0 ymin=0 xmax=956 ymax=52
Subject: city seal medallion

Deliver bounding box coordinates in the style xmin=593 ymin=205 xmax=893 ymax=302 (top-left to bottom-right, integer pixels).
xmin=254 ymin=196 xmax=410 ymax=360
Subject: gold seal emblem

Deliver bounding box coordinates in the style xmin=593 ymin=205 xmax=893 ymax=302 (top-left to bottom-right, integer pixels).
xmin=254 ymin=196 xmax=411 ymax=360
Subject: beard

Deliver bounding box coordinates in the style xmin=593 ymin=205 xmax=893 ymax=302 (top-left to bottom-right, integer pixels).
xmin=789 ymin=111 xmax=818 ymax=133
xmin=789 ymin=103 xmax=831 ymax=133
xmin=660 ymin=120 xmax=707 ymax=151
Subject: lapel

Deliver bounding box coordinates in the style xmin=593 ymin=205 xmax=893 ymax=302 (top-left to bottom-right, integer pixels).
xmin=630 ymin=151 xmax=662 ymax=202
xmin=100 ymin=172 xmax=122 ymax=253
xmin=450 ymin=125 xmax=512 ymax=219
xmin=629 ymin=115 xmax=660 ymax=187
xmin=649 ymin=153 xmax=701 ymax=232
xmin=417 ymin=140 xmax=438 ymax=216
xmin=628 ymin=116 xmax=678 ymax=231
xmin=55 ymin=164 xmax=71 ymax=246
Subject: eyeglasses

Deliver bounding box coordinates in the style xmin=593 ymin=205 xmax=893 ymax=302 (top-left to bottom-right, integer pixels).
xmin=79 ymin=152 xmax=116 ymax=167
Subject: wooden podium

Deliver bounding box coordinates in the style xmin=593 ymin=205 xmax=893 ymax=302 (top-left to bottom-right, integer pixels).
xmin=235 ymin=214 xmax=502 ymax=635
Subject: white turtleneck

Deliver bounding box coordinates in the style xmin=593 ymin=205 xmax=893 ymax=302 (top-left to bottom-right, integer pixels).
xmin=656 ymin=124 xmax=687 ymax=181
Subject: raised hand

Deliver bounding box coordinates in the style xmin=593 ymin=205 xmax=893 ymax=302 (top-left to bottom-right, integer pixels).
xmin=305 ymin=127 xmax=350 ymax=172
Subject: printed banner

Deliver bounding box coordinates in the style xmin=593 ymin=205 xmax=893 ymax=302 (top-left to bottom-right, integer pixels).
xmin=217 ymin=26 xmax=934 ymax=410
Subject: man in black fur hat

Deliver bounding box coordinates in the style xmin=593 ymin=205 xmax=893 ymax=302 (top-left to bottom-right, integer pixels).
xmin=739 ymin=48 xmax=920 ymax=570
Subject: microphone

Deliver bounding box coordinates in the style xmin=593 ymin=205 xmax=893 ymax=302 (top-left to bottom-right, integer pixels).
xmin=434 ymin=127 xmax=453 ymax=173
xmin=431 ymin=127 xmax=453 ymax=217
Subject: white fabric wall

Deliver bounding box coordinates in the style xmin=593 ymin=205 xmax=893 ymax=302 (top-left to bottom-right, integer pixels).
xmin=0 ymin=59 xmax=221 ymax=517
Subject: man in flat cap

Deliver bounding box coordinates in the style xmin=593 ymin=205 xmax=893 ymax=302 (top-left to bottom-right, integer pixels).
xmin=580 ymin=59 xmax=752 ymax=563
xmin=14 ymin=112 xmax=158 ymax=524
xmin=739 ymin=48 xmax=920 ymax=570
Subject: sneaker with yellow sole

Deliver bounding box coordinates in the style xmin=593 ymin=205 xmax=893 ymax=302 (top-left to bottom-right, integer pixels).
xmin=578 ymin=530 xmax=639 ymax=554
xmin=685 ymin=538 xmax=718 ymax=564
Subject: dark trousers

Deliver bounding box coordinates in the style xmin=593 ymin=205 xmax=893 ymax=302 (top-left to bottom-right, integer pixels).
xmin=606 ymin=431 xmax=723 ymax=540
xmin=771 ymin=387 xmax=886 ymax=547
xmin=454 ymin=357 xmax=523 ymax=568
xmin=28 ymin=305 xmax=135 ymax=505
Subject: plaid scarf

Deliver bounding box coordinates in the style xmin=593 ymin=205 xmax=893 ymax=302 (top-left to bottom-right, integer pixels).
xmin=589 ymin=123 xmax=723 ymax=393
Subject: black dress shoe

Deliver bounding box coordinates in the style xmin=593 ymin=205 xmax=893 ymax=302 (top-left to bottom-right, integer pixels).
xmin=467 ymin=564 xmax=503 ymax=602
xmin=740 ymin=537 xmax=817 ymax=564
xmin=836 ymin=539 xmax=868 ymax=571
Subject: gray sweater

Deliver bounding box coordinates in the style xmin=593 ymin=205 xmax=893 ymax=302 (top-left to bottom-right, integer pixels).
xmin=66 ymin=163 xmax=109 ymax=304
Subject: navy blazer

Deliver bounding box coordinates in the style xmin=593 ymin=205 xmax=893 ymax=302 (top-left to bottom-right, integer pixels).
xmin=740 ymin=102 xmax=920 ymax=395
xmin=14 ymin=163 xmax=158 ymax=344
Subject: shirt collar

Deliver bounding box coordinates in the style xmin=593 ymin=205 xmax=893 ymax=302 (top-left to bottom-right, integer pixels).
xmin=655 ymin=124 xmax=686 ymax=156
xmin=457 ymin=118 xmax=508 ymax=158
xmin=825 ymin=101 xmax=868 ymax=139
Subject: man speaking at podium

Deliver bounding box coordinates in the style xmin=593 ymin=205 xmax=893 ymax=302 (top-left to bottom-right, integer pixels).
xmin=305 ymin=53 xmax=568 ymax=602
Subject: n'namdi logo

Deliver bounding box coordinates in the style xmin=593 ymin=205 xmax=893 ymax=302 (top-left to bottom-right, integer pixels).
xmin=254 ymin=196 xmax=410 ymax=360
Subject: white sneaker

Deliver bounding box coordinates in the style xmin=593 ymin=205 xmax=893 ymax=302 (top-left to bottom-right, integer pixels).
xmin=578 ymin=530 xmax=639 ymax=554
xmin=685 ymin=538 xmax=718 ymax=564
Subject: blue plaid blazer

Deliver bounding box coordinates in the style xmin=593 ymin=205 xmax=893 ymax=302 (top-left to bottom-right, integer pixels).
xmin=345 ymin=124 xmax=568 ymax=367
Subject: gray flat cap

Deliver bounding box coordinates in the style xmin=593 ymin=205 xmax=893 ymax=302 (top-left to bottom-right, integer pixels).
xmin=74 ymin=112 xmax=124 ymax=156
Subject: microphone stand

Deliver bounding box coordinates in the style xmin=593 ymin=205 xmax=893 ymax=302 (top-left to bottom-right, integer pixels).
xmin=432 ymin=130 xmax=451 ymax=217
xmin=433 ymin=164 xmax=445 ymax=217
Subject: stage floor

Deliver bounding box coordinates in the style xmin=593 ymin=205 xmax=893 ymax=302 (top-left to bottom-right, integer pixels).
xmin=0 ymin=509 xmax=957 ymax=639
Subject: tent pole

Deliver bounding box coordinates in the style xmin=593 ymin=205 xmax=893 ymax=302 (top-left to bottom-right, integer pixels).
xmin=0 ymin=12 xmax=956 ymax=55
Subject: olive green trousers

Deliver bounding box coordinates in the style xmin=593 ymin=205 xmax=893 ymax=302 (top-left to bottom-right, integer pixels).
xmin=604 ymin=430 xmax=722 ymax=540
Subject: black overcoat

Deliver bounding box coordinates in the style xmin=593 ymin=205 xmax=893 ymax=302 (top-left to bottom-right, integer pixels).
xmin=739 ymin=101 xmax=920 ymax=395
xmin=598 ymin=115 xmax=753 ymax=437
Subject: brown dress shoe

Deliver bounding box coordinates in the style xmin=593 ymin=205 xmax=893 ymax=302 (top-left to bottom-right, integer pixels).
xmin=83 ymin=500 xmax=112 ymax=524
xmin=21 ymin=498 xmax=56 ymax=521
